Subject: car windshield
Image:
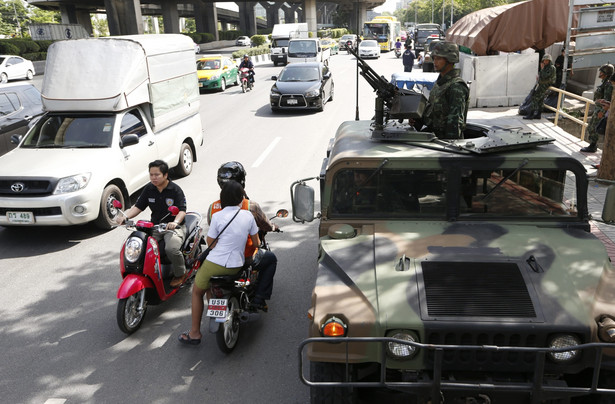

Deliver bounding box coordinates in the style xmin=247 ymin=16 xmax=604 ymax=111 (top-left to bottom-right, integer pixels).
xmin=330 ymin=167 xmax=578 ymax=219
xmin=341 ymin=35 xmax=354 ymax=40
xmin=273 ymin=38 xmax=289 ymax=47
xmin=288 ymin=40 xmax=317 ymax=54
xmin=361 ymin=40 xmax=378 ymax=47
xmin=21 ymin=114 xmax=115 ymax=149
xmin=197 ymin=59 xmax=221 ymax=70
xmin=278 ymin=66 xmax=320 ymax=82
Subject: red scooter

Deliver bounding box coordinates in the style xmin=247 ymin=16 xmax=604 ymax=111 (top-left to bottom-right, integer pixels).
xmin=239 ymin=67 xmax=254 ymax=93
xmin=113 ymin=200 xmax=205 ymax=334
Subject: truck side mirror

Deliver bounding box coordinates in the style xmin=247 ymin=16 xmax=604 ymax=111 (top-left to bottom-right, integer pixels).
xmin=291 ymin=178 xmax=319 ymax=223
xmin=10 ymin=134 xmax=22 ymax=145
xmin=120 ymin=133 xmax=139 ymax=148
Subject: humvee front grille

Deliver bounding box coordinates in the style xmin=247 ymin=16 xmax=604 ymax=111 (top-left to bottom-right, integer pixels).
xmin=421 ymin=261 xmax=536 ymax=318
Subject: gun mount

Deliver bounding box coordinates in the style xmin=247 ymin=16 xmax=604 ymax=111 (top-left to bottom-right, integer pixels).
xmin=348 ymin=45 xmax=427 ymax=131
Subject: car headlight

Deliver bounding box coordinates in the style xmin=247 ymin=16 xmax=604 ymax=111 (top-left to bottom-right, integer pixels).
xmin=53 ymin=173 xmax=91 ymax=194
xmin=124 ymin=236 xmax=143 ymax=263
xmin=270 ymin=86 xmax=281 ymax=96
xmin=305 ymin=88 xmax=320 ymax=97
xmin=548 ymin=334 xmax=581 ymax=363
xmin=387 ymin=332 xmax=419 ymax=359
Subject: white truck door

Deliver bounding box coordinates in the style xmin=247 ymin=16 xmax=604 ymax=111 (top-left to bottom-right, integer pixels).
xmin=118 ymin=109 xmax=159 ymax=193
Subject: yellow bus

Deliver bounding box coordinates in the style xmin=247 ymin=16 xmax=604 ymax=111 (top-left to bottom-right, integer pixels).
xmin=362 ymin=16 xmax=401 ymax=52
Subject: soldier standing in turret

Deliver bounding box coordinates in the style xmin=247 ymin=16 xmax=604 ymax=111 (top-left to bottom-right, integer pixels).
xmin=422 ymin=41 xmax=469 ymax=139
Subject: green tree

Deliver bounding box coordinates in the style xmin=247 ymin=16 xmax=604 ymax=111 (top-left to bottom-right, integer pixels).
xmin=29 ymin=7 xmax=59 ymax=24
xmin=91 ymin=13 xmax=109 ymax=37
xmin=0 ymin=0 xmax=29 ymax=37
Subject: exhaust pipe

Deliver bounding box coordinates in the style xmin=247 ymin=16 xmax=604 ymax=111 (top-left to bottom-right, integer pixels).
xmin=239 ymin=311 xmax=260 ymax=323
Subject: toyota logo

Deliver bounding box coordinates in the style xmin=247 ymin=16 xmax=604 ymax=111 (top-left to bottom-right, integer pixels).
xmin=10 ymin=182 xmax=25 ymax=193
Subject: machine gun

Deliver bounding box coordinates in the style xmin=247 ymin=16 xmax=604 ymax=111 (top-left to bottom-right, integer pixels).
xmin=347 ymin=45 xmax=427 ymax=129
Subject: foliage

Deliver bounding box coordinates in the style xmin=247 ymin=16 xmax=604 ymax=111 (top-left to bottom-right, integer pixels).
xmin=318 ymin=28 xmax=348 ymax=39
xmin=34 ymin=39 xmax=52 ymax=52
xmin=231 ymin=44 xmax=269 ymax=59
xmin=28 ymin=7 xmax=59 ymax=24
xmin=183 ymin=32 xmax=201 ymax=43
xmin=91 ymin=14 xmax=109 ymax=37
xmin=22 ymin=51 xmax=45 ymax=60
xmin=395 ymin=0 xmax=515 ymax=29
xmin=0 ymin=40 xmax=19 ymax=54
xmin=250 ymin=34 xmax=267 ymax=46
xmin=183 ymin=18 xmax=196 ymax=33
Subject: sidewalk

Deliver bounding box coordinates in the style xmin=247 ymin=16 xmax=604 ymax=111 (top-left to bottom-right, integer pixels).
xmin=467 ymin=106 xmax=615 ymax=261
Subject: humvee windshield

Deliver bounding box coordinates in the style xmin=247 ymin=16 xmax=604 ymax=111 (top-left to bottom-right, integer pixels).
xmin=330 ymin=168 xmax=577 ymax=218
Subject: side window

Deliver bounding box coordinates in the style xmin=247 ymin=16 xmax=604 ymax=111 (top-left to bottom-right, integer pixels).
xmin=6 ymin=93 xmax=21 ymax=109
xmin=0 ymin=93 xmax=17 ymax=115
xmin=120 ymin=110 xmax=147 ymax=138
xmin=22 ymin=87 xmax=42 ymax=106
xmin=8 ymin=57 xmax=22 ymax=66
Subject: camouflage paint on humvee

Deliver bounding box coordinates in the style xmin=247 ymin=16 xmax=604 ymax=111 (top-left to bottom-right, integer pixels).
xmin=294 ymin=120 xmax=615 ymax=401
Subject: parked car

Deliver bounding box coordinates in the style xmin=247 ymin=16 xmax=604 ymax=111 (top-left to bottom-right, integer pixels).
xmin=339 ymin=34 xmax=357 ymax=50
xmin=0 ymin=55 xmax=35 ymax=83
xmin=320 ymin=38 xmax=339 ymax=55
xmin=358 ymin=40 xmax=380 ymax=59
xmin=235 ymin=36 xmax=251 ymax=46
xmin=270 ymin=61 xmax=334 ymax=112
xmin=0 ymin=83 xmax=44 ymax=157
xmin=196 ymin=55 xmax=239 ymax=92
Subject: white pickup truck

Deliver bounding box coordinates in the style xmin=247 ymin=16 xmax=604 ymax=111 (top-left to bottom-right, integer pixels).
xmin=0 ymin=34 xmax=204 ymax=229
xmin=287 ymin=38 xmax=331 ymax=65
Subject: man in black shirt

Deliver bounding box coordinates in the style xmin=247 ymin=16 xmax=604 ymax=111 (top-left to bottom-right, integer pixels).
xmin=116 ymin=160 xmax=188 ymax=287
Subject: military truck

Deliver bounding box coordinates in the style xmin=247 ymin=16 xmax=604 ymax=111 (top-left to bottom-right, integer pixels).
xmin=293 ymin=48 xmax=615 ymax=403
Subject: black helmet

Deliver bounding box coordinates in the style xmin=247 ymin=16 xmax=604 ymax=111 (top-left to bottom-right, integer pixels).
xmin=217 ymin=161 xmax=246 ymax=188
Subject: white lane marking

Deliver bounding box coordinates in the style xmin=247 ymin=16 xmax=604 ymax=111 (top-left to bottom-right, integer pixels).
xmin=44 ymin=400 xmax=67 ymax=404
xmin=252 ymin=137 xmax=281 ymax=168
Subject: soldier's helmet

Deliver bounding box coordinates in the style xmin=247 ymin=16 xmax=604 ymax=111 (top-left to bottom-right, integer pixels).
xmin=542 ymin=54 xmax=553 ymax=62
xmin=599 ymin=63 xmax=614 ymax=77
xmin=431 ymin=41 xmax=459 ymax=64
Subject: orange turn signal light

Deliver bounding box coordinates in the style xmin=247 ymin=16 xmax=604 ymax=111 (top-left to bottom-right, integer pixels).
xmin=321 ymin=317 xmax=347 ymax=337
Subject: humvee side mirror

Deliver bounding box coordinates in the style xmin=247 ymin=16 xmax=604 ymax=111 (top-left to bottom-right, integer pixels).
xmin=290 ymin=178 xmax=319 ymax=223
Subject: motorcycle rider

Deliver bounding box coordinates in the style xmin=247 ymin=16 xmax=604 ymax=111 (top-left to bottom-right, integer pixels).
xmin=239 ymin=54 xmax=255 ymax=85
xmin=115 ymin=160 xmax=188 ymax=288
xmin=395 ymin=37 xmax=402 ymax=55
xmin=207 ymin=161 xmax=278 ymax=312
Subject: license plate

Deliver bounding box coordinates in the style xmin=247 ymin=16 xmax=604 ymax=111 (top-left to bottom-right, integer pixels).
xmin=7 ymin=211 xmax=34 ymax=224
xmin=287 ymin=99 xmax=298 ymax=105
xmin=199 ymin=82 xmax=203 ymax=87
xmin=206 ymin=298 xmax=228 ymax=318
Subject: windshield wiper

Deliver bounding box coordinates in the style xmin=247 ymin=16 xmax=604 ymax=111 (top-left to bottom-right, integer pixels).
xmin=481 ymin=158 xmax=529 ymax=201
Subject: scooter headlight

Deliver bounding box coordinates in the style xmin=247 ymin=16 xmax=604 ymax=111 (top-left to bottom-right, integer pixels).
xmin=124 ymin=237 xmax=143 ymax=263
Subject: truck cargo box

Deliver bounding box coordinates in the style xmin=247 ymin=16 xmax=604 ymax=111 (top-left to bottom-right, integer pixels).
xmin=41 ymin=34 xmax=200 ymax=132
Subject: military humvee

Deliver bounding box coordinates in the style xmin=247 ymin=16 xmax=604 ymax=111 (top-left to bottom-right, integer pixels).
xmin=292 ymin=51 xmax=615 ymax=403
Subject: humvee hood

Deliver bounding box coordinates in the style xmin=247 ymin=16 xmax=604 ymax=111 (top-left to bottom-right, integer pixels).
xmin=321 ymin=222 xmax=608 ymax=331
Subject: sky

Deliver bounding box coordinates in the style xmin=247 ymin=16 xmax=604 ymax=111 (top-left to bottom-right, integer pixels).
xmin=373 ymin=0 xmax=399 ymax=14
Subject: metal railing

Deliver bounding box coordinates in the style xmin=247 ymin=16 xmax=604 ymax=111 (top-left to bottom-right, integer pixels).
xmin=543 ymin=86 xmax=595 ymax=142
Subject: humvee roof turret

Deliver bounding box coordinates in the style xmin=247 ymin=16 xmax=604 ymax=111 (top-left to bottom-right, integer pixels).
xmin=293 ymin=54 xmax=615 ymax=404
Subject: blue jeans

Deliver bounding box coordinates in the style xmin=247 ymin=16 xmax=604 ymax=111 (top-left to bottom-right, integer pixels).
xmin=252 ymin=249 xmax=277 ymax=300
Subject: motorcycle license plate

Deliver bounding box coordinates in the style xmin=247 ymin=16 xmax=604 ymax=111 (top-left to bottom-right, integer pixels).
xmin=206 ymin=298 xmax=227 ymax=318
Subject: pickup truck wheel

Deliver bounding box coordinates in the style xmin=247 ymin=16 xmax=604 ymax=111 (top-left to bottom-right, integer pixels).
xmin=26 ymin=70 xmax=33 ymax=80
xmin=95 ymin=184 xmax=124 ymax=230
xmin=175 ymin=143 xmax=193 ymax=177
xmin=310 ymin=362 xmax=355 ymax=404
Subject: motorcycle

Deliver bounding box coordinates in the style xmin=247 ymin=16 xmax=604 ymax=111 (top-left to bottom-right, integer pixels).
xmin=239 ymin=67 xmax=254 ymax=93
xmin=113 ymin=200 xmax=205 ymax=334
xmin=204 ymin=209 xmax=288 ymax=353
xmin=394 ymin=46 xmax=401 ymax=58
xmin=346 ymin=40 xmax=353 ymax=55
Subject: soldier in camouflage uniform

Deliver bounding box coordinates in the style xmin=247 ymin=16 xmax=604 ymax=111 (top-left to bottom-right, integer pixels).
xmin=524 ymin=54 xmax=556 ymax=120
xmin=581 ymin=63 xmax=614 ymax=153
xmin=422 ymin=41 xmax=469 ymax=139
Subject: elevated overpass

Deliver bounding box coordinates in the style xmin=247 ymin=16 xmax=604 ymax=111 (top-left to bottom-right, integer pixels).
xmin=27 ymin=0 xmax=384 ymax=39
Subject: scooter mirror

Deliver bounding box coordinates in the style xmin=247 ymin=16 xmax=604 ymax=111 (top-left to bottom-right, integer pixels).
xmin=168 ymin=206 xmax=180 ymax=216
xmin=276 ymin=209 xmax=289 ymax=218
xmin=112 ymin=200 xmax=123 ymax=209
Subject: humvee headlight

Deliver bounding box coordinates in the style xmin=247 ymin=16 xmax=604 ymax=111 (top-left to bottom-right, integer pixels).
xmin=124 ymin=237 xmax=143 ymax=263
xmin=321 ymin=316 xmax=347 ymax=337
xmin=548 ymin=334 xmax=581 ymax=363
xmin=387 ymin=333 xmax=418 ymax=359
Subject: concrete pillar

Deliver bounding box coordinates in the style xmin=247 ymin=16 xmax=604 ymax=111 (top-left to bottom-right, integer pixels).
xmin=351 ymin=1 xmax=367 ymax=35
xmin=60 ymin=4 xmax=78 ymax=24
xmin=104 ymin=0 xmax=143 ymax=35
xmin=162 ymin=0 xmax=180 ymax=34
xmin=282 ymin=4 xmax=295 ymax=23
xmin=194 ymin=0 xmax=218 ymax=40
xmin=239 ymin=2 xmax=257 ymax=36
xmin=303 ymin=0 xmax=317 ymax=35
xmin=260 ymin=2 xmax=280 ymax=29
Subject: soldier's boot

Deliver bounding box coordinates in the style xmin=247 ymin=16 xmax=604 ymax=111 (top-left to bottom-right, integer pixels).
xmin=580 ymin=141 xmax=597 ymax=153
xmin=523 ymin=110 xmax=540 ymax=120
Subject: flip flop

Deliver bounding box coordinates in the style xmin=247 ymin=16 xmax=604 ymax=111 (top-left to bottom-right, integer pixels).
xmin=178 ymin=331 xmax=201 ymax=345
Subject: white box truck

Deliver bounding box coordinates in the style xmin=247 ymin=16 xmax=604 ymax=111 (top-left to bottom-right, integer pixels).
xmin=0 ymin=34 xmax=204 ymax=229
xmin=270 ymin=23 xmax=308 ymax=66
xmin=287 ymin=38 xmax=331 ymax=65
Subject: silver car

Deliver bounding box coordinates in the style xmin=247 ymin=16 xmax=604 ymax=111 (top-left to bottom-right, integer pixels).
xmin=358 ymin=40 xmax=380 ymax=59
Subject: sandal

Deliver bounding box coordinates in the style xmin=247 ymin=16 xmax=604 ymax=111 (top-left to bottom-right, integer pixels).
xmin=178 ymin=331 xmax=201 ymax=345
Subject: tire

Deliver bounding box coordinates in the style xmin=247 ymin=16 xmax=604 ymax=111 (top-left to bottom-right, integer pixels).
xmin=117 ymin=289 xmax=147 ymax=334
xmin=273 ymin=61 xmax=278 ymax=67
xmin=216 ymin=296 xmax=240 ymax=353
xmin=317 ymin=92 xmax=325 ymax=112
xmin=26 ymin=70 xmax=33 ymax=80
xmin=219 ymin=77 xmax=226 ymax=92
xmin=329 ymin=83 xmax=334 ymax=102
xmin=233 ymin=73 xmax=239 ymax=86
xmin=0 ymin=73 xmax=7 ymax=83
xmin=242 ymin=80 xmax=247 ymax=93
xmin=174 ymin=143 xmax=193 ymax=177
xmin=94 ymin=184 xmax=124 ymax=230
xmin=310 ymin=362 xmax=355 ymax=404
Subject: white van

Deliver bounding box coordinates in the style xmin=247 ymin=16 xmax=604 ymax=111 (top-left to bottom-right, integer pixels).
xmin=287 ymin=38 xmax=331 ymax=65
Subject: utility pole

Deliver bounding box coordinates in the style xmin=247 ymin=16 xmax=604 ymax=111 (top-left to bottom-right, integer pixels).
xmin=451 ymin=0 xmax=454 ymax=27
xmin=12 ymin=1 xmax=21 ymax=37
